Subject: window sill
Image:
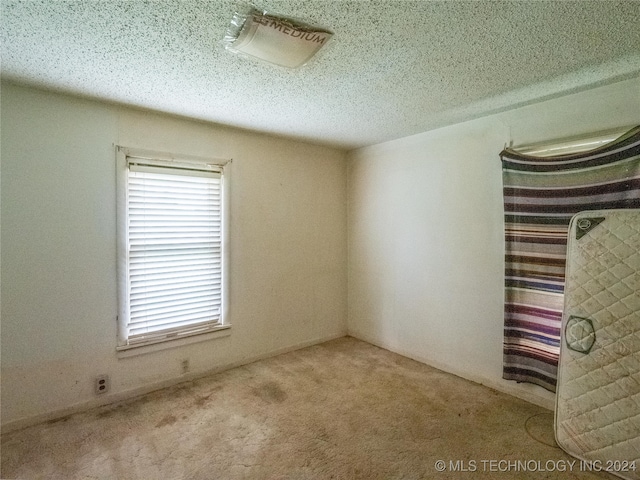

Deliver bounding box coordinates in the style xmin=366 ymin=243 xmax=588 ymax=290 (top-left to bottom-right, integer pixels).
xmin=116 ymin=325 xmax=231 ymax=359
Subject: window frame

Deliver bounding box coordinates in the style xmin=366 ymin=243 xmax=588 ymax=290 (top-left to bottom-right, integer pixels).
xmin=116 ymin=146 xmax=231 ymax=351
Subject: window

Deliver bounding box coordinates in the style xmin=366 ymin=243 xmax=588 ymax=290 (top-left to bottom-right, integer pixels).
xmin=511 ymin=127 xmax=630 ymax=157
xmin=116 ymin=147 xmax=229 ymax=350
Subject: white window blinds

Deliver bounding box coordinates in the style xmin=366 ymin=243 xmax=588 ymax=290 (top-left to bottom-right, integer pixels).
xmin=120 ymin=156 xmax=226 ymax=347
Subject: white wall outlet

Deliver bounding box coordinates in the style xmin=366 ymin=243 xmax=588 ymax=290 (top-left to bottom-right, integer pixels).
xmin=95 ymin=374 xmax=110 ymax=395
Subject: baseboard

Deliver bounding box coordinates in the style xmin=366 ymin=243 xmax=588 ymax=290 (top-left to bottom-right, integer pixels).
xmin=347 ymin=329 xmax=555 ymax=411
xmin=2 ymin=329 xmax=553 ymax=434
xmin=1 ymin=331 xmax=348 ymax=434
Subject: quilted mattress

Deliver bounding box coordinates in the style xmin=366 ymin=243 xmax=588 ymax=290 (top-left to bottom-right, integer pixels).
xmin=555 ymin=209 xmax=640 ymax=480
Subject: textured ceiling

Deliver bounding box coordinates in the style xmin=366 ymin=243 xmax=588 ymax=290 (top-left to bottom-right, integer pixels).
xmin=2 ymin=0 xmax=639 ymax=149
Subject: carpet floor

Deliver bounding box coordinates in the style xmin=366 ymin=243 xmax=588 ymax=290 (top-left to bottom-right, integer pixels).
xmin=1 ymin=337 xmax=612 ymax=479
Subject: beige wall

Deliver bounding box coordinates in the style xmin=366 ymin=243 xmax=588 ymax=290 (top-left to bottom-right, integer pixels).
xmin=3 ymin=76 xmax=639 ymax=429
xmin=1 ymin=83 xmax=348 ymax=429
xmin=347 ymin=77 xmax=640 ymax=409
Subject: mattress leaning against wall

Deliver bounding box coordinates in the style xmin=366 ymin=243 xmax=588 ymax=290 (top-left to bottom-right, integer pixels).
xmin=555 ymin=209 xmax=640 ymax=480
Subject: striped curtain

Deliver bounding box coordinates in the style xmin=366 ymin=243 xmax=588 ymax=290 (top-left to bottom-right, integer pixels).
xmin=501 ymin=126 xmax=640 ymax=392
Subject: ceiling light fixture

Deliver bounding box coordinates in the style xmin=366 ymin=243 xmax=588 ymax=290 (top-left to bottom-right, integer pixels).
xmin=223 ymin=7 xmax=333 ymax=68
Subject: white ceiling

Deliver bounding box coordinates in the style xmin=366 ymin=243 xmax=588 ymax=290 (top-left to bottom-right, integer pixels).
xmin=2 ymin=0 xmax=639 ymax=150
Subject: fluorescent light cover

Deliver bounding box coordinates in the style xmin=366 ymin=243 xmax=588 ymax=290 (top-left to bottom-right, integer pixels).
xmin=229 ymin=12 xmax=332 ymax=68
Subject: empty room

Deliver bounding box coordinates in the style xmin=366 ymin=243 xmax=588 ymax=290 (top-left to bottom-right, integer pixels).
xmin=1 ymin=1 xmax=639 ymax=479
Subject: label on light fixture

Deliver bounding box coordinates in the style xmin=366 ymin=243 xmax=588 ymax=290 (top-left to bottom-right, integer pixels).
xmin=227 ymin=12 xmax=332 ymax=68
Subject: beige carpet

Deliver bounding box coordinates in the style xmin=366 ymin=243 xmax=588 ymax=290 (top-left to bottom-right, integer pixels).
xmin=1 ymin=337 xmax=610 ymax=479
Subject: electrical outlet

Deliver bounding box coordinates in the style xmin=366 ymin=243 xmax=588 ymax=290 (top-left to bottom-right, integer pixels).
xmin=95 ymin=374 xmax=110 ymax=395
xmin=181 ymin=359 xmax=190 ymax=374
